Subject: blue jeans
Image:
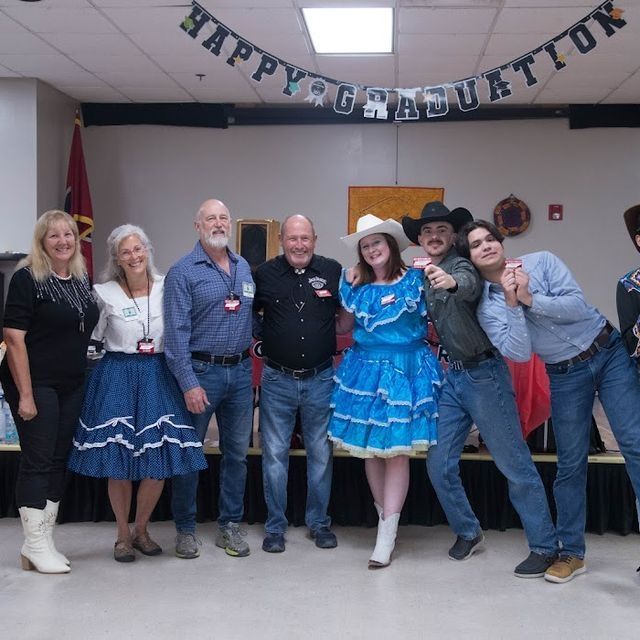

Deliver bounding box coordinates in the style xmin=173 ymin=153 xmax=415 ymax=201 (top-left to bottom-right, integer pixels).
xmin=260 ymin=364 xmax=334 ymax=534
xmin=426 ymin=356 xmax=557 ymax=555
xmin=171 ymin=357 xmax=253 ymax=532
xmin=546 ymin=331 xmax=640 ymax=558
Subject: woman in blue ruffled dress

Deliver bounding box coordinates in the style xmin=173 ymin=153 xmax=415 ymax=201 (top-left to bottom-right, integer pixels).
xmin=68 ymin=225 xmax=207 ymax=562
xmin=328 ymin=214 xmax=443 ymax=569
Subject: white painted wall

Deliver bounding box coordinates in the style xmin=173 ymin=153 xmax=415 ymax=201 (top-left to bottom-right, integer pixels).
xmin=0 ymin=79 xmax=77 ymax=304
xmin=36 ymin=82 xmax=77 ymax=215
xmin=0 ymin=79 xmax=37 ymax=255
xmin=83 ymin=118 xmax=640 ymax=323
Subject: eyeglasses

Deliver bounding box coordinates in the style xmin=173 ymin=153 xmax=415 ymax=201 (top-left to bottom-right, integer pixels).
xmin=118 ymin=246 xmax=146 ymax=260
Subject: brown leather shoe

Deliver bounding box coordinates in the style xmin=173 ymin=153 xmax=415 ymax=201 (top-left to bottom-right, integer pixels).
xmin=132 ymin=531 xmax=162 ymax=556
xmin=113 ymin=540 xmax=135 ymax=563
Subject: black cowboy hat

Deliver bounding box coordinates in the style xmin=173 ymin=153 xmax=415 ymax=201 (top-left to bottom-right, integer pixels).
xmin=401 ymin=200 xmax=473 ymax=245
xmin=623 ymin=204 xmax=640 ymax=253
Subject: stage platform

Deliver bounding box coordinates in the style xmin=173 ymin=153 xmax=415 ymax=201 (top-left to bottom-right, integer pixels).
xmin=0 ymin=445 xmax=636 ymax=535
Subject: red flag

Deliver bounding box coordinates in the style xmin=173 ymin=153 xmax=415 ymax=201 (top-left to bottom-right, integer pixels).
xmin=64 ymin=114 xmax=94 ymax=278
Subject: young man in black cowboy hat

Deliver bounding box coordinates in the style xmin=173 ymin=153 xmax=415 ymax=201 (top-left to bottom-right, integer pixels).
xmin=401 ymin=202 xmax=557 ymax=577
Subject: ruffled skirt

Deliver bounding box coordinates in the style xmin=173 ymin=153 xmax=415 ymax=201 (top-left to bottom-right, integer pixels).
xmin=68 ymin=352 xmax=207 ymax=480
xmin=328 ymin=342 xmax=443 ymax=458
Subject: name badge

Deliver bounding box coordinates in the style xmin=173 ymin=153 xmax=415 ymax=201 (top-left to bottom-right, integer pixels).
xmin=315 ymin=289 xmax=332 ymax=298
xmin=137 ymin=338 xmax=155 ymax=354
xmin=381 ymin=293 xmax=396 ymax=306
xmin=224 ymin=296 xmax=241 ymax=312
xmin=122 ymin=306 xmax=137 ymax=319
xmin=242 ymin=281 xmax=255 ymax=299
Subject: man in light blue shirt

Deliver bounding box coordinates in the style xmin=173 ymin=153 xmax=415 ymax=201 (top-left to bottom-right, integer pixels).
xmin=165 ymin=198 xmax=255 ymax=560
xmin=459 ymin=219 xmax=640 ymax=583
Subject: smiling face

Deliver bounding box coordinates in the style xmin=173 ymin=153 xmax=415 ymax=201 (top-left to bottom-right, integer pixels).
xmin=466 ymin=227 xmax=506 ymax=273
xmin=43 ymin=219 xmax=77 ymax=273
xmin=117 ymin=234 xmax=148 ymax=281
xmin=281 ymin=216 xmax=316 ymax=270
xmin=196 ymin=199 xmax=232 ymax=250
xmin=359 ymin=233 xmax=390 ymax=271
xmin=418 ymin=221 xmax=456 ymax=260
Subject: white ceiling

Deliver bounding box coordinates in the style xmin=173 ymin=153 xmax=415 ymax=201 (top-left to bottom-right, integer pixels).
xmin=0 ymin=0 xmax=639 ymax=107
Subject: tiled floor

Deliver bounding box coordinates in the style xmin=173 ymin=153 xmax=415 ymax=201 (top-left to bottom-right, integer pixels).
xmin=1 ymin=520 xmax=639 ymax=640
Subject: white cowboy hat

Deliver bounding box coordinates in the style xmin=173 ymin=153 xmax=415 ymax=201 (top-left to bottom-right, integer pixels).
xmin=341 ymin=214 xmax=411 ymax=252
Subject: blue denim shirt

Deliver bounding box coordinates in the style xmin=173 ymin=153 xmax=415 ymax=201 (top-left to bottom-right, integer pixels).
xmin=163 ymin=241 xmax=255 ymax=392
xmin=477 ymin=251 xmax=606 ymax=364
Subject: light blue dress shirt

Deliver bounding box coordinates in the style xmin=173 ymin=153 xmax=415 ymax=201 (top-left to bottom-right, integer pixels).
xmin=477 ymin=251 xmax=606 ymax=364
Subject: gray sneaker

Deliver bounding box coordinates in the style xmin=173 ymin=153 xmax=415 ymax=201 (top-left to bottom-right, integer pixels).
xmin=216 ymin=522 xmax=250 ymax=557
xmin=175 ymin=532 xmax=201 ymax=559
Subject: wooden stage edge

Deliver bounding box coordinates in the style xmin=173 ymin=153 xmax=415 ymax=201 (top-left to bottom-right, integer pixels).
xmin=0 ymin=444 xmax=627 ymax=465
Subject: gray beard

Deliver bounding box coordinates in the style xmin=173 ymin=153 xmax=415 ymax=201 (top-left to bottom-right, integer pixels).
xmin=205 ymin=234 xmax=229 ymax=250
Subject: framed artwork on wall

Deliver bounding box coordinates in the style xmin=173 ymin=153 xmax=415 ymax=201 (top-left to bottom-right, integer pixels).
xmin=348 ymin=186 xmax=445 ymax=235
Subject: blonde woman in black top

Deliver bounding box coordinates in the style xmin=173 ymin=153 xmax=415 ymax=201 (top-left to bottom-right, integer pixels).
xmin=1 ymin=210 xmax=98 ymax=574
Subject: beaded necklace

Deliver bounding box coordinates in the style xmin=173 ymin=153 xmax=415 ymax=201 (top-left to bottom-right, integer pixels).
xmin=28 ymin=267 xmax=93 ymax=333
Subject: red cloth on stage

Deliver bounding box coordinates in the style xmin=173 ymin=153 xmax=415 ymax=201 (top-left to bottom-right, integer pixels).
xmin=506 ymin=355 xmax=551 ymax=438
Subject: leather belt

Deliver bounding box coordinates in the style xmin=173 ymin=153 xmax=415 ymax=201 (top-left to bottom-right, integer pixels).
xmin=264 ymin=357 xmax=333 ymax=380
xmin=191 ymin=350 xmax=250 ymax=366
xmin=449 ymin=347 xmax=498 ymax=372
xmin=552 ymin=322 xmax=614 ymax=368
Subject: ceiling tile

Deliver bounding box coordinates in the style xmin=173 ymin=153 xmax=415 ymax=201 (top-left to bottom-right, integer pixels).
xmin=116 ymin=86 xmax=194 ymax=102
xmin=95 ymin=70 xmax=177 ymax=88
xmin=493 ymin=7 xmax=596 ymax=34
xmin=398 ymin=7 xmax=497 ymax=34
xmin=41 ymin=33 xmax=142 ymax=57
xmin=0 ymin=62 xmax=20 ymax=77
xmin=398 ymin=33 xmax=486 ymax=55
xmin=58 ymin=85 xmax=130 ymax=102
xmin=0 ymin=31 xmax=55 ymax=55
xmin=102 ymin=7 xmax=203 ymax=34
xmin=76 ymin=54 xmax=161 ymax=74
xmin=0 ymin=53 xmax=87 ymax=74
xmin=3 ymin=6 xmax=118 ymax=34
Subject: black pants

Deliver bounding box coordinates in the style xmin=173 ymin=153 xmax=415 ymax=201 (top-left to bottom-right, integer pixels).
xmin=4 ymin=382 xmax=84 ymax=509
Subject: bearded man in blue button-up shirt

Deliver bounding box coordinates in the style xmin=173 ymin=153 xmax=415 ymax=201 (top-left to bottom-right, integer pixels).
xmin=164 ymin=198 xmax=255 ymax=560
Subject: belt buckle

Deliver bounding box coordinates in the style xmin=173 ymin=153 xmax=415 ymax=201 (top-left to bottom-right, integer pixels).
xmin=450 ymin=361 xmax=463 ymax=371
xmin=291 ymin=368 xmax=306 ymax=379
xmin=221 ymin=354 xmax=237 ymax=365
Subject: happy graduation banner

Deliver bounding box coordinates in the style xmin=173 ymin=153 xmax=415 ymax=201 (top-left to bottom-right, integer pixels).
xmin=180 ymin=1 xmax=626 ymax=121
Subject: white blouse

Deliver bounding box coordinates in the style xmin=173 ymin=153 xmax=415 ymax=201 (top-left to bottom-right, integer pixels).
xmin=91 ymin=275 xmax=165 ymax=354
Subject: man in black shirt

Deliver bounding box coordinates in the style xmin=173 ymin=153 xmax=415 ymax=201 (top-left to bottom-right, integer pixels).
xmin=254 ymin=215 xmax=351 ymax=553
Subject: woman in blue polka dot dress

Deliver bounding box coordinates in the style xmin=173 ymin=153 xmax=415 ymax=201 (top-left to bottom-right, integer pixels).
xmin=68 ymin=225 xmax=207 ymax=562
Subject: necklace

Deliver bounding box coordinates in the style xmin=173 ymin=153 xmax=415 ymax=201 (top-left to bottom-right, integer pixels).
xmin=30 ymin=268 xmax=93 ymax=333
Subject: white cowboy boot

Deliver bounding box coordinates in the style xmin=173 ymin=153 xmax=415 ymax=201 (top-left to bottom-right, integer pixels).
xmin=44 ymin=500 xmax=70 ymax=566
xmin=368 ymin=512 xmax=400 ymax=569
xmin=19 ymin=507 xmax=70 ymax=574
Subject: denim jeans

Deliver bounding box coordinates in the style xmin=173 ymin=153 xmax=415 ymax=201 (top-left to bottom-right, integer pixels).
xmin=426 ymin=356 xmax=557 ymax=555
xmin=171 ymin=357 xmax=253 ymax=532
xmin=260 ymin=363 xmax=334 ymax=534
xmin=4 ymin=382 xmax=84 ymax=509
xmin=546 ymin=331 xmax=640 ymax=558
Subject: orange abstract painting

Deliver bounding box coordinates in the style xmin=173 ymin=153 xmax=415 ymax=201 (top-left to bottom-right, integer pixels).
xmin=348 ymin=186 xmax=445 ymax=237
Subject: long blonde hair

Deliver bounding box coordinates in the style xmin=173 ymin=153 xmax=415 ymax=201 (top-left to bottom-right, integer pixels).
xmin=18 ymin=210 xmax=87 ymax=282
